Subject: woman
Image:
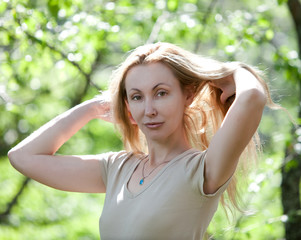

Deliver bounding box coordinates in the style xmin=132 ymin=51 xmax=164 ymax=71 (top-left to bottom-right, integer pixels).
xmin=8 ymin=42 xmax=272 ymax=239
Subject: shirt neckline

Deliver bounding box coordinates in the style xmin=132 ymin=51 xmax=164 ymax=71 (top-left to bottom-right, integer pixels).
xmin=124 ymin=148 xmax=197 ymax=198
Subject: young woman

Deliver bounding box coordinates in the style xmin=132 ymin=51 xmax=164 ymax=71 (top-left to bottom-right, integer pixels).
xmin=8 ymin=42 xmax=273 ymax=239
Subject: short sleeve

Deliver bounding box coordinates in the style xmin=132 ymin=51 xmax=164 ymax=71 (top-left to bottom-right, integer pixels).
xmin=97 ymin=151 xmax=128 ymax=187
xmin=186 ymin=150 xmax=231 ymax=198
xmin=198 ymin=151 xmax=232 ymax=197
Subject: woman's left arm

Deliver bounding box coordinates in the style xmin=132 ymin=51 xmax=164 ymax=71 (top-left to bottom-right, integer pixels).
xmin=204 ymin=68 xmax=267 ymax=194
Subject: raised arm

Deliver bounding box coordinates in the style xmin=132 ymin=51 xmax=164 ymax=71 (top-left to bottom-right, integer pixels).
xmin=204 ymin=68 xmax=267 ymax=194
xmin=7 ymin=96 xmax=111 ymax=193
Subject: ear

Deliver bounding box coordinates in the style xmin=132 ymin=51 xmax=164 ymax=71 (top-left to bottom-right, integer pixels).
xmin=125 ymin=100 xmax=137 ymax=125
xmin=184 ymin=86 xmax=195 ymax=106
xmin=125 ymin=100 xmax=130 ymax=111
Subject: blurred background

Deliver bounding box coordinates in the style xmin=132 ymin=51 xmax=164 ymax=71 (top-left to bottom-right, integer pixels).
xmin=0 ymin=0 xmax=300 ymax=239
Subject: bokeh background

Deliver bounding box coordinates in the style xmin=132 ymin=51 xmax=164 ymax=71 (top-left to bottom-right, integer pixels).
xmin=0 ymin=0 xmax=300 ymax=239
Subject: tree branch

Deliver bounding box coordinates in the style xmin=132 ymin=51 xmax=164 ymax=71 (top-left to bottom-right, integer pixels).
xmin=146 ymin=11 xmax=170 ymax=44
xmin=281 ymin=2 xmax=301 ymax=238
xmin=71 ymin=49 xmax=103 ymax=106
xmin=194 ymin=0 xmax=219 ymax=52
xmin=17 ymin=14 xmax=102 ymax=92
xmin=287 ymin=0 xmax=301 ymax=56
xmin=0 ymin=177 xmax=30 ymax=222
xmin=0 ymin=16 xmax=106 ymax=220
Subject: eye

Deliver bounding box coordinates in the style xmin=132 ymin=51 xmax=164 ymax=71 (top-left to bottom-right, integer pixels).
xmin=157 ymin=90 xmax=168 ymax=97
xmin=131 ymin=95 xmax=142 ymax=101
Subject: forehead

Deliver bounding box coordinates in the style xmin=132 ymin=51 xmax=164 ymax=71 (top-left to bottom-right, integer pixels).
xmin=125 ymin=62 xmax=180 ymax=90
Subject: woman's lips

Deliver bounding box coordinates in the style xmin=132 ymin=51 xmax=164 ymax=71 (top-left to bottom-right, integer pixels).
xmin=144 ymin=122 xmax=164 ymax=129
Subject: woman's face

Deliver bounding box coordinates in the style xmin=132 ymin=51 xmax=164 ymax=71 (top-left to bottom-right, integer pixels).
xmin=124 ymin=62 xmax=191 ymax=143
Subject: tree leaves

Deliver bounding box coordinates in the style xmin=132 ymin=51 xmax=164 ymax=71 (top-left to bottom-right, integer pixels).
xmin=0 ymin=0 xmax=299 ymax=239
xmin=277 ymin=0 xmax=289 ymax=5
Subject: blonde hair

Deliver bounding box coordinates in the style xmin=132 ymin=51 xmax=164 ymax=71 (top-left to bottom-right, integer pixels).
xmin=109 ymin=42 xmax=275 ymax=211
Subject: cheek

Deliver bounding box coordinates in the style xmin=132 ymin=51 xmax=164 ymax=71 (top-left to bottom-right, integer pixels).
xmin=128 ymin=104 xmax=143 ymax=119
xmin=160 ymin=98 xmax=186 ymax=118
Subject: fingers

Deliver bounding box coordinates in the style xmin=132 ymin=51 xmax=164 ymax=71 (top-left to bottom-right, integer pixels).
xmin=208 ymin=76 xmax=236 ymax=105
xmin=220 ymin=90 xmax=236 ymax=105
xmin=94 ymin=90 xmax=111 ymax=103
xmin=92 ymin=91 xmax=113 ymax=122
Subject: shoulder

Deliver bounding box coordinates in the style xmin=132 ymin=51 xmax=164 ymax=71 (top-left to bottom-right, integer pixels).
xmin=175 ymin=149 xmax=207 ymax=176
xmin=96 ymin=150 xmax=144 ymax=187
xmin=181 ymin=149 xmax=230 ymax=197
xmin=96 ymin=150 xmax=144 ymax=168
xmin=181 ymin=149 xmax=207 ymax=166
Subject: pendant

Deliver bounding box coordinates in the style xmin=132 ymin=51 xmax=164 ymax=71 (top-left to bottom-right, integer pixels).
xmin=139 ymin=178 xmax=144 ymax=185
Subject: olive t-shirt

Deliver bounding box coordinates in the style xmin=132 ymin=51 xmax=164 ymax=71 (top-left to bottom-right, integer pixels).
xmin=98 ymin=148 xmax=230 ymax=240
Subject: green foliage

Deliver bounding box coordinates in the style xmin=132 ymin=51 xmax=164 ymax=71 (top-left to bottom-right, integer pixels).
xmin=277 ymin=0 xmax=288 ymax=5
xmin=0 ymin=157 xmax=103 ymax=240
xmin=284 ymin=159 xmax=299 ymax=172
xmin=0 ymin=0 xmax=299 ymax=239
xmin=167 ymin=0 xmax=179 ymax=12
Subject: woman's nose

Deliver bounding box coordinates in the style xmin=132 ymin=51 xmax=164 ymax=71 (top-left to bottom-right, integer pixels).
xmin=144 ymin=99 xmax=157 ymax=117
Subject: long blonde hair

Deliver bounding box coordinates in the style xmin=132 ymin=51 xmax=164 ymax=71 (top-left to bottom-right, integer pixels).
xmin=109 ymin=42 xmax=275 ymax=210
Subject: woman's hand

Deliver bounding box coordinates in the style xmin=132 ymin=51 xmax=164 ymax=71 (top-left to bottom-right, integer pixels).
xmin=209 ymin=74 xmax=236 ymax=108
xmin=89 ymin=91 xmax=113 ymax=123
xmin=209 ymin=68 xmax=266 ymax=109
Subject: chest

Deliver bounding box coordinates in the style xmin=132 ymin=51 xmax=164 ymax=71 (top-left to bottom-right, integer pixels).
xmin=104 ymin=159 xmax=205 ymax=211
xmin=99 ymin=162 xmax=214 ymax=240
xmin=127 ymin=160 xmax=168 ymax=194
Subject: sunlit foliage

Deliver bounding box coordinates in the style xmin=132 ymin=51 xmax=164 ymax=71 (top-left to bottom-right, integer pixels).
xmin=0 ymin=0 xmax=299 ymax=239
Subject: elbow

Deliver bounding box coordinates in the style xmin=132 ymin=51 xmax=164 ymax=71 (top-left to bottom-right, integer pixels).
xmin=238 ymin=88 xmax=267 ymax=109
xmin=251 ymin=88 xmax=267 ymax=107
xmin=7 ymin=148 xmax=23 ymax=171
xmin=8 ymin=148 xmax=17 ymax=167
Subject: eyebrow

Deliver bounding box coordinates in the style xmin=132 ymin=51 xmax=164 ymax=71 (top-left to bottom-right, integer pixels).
xmin=129 ymin=83 xmax=170 ymax=92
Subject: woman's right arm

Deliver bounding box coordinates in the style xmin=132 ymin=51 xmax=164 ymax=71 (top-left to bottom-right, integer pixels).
xmin=7 ymin=97 xmax=111 ymax=193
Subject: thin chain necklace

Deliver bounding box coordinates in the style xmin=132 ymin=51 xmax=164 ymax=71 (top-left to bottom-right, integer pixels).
xmin=139 ymin=157 xmax=170 ymax=185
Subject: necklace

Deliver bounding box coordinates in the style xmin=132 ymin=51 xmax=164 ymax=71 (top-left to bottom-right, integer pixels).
xmin=139 ymin=157 xmax=170 ymax=185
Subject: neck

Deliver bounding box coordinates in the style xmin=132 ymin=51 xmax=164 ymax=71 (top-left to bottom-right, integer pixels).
xmin=146 ymin=130 xmax=191 ymax=166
